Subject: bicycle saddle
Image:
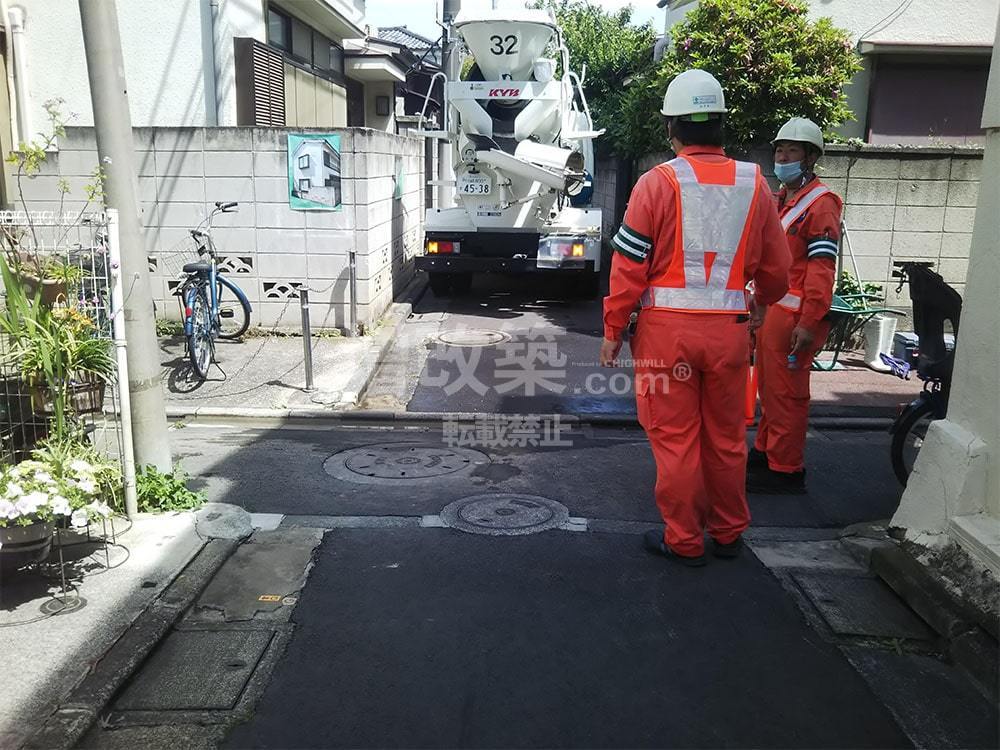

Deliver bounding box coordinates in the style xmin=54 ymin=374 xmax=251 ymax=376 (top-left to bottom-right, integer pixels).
xmin=183 ymin=261 xmax=212 ymax=274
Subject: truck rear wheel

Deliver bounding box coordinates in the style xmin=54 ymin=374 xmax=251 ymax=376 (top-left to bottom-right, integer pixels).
xmin=450 ymin=273 xmax=473 ymax=296
xmin=574 ymin=273 xmax=601 ymax=299
xmin=429 ymin=273 xmax=452 ymax=297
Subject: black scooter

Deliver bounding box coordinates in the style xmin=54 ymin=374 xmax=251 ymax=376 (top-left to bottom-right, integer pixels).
xmin=880 ymin=261 xmax=963 ymax=486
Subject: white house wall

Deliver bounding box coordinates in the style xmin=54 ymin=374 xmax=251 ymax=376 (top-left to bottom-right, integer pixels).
xmin=664 ymin=0 xmax=999 ymax=45
xmin=662 ymin=0 xmax=999 ymax=139
xmin=15 ymin=0 xmax=240 ymax=131
xmin=16 ymin=126 xmax=424 ymax=330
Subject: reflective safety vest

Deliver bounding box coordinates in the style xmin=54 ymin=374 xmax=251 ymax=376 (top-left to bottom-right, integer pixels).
xmin=775 ymin=183 xmax=833 ymax=313
xmin=640 ymin=156 xmax=760 ymax=314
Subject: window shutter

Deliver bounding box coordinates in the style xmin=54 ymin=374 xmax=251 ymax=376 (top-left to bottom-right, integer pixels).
xmin=235 ymin=38 xmax=286 ymax=127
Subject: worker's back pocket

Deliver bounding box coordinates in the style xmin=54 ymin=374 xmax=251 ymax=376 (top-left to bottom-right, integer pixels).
xmin=634 ymin=370 xmax=671 ymax=430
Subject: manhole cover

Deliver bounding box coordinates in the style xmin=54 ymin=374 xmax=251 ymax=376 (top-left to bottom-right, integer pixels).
xmin=436 ymin=329 xmax=511 ymax=347
xmin=440 ymin=494 xmax=569 ymax=536
xmin=324 ymin=443 xmax=490 ymax=484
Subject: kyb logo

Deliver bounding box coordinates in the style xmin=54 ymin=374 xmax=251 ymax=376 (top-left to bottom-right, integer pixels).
xmin=488 ymin=88 xmax=521 ymax=97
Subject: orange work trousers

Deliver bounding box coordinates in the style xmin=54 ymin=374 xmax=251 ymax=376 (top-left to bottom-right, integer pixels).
xmin=753 ymin=308 xmax=830 ymax=473
xmin=631 ymin=311 xmax=751 ymax=557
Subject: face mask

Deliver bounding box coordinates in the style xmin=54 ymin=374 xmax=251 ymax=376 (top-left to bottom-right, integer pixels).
xmin=774 ymin=160 xmax=804 ymax=184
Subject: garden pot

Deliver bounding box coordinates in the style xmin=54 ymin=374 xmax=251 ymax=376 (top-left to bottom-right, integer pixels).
xmin=18 ymin=274 xmax=68 ymax=306
xmin=0 ymin=521 xmax=54 ymax=571
xmin=31 ymin=374 xmax=107 ymax=415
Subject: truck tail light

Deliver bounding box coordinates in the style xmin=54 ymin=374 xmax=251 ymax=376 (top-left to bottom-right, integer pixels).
xmin=427 ymin=240 xmax=456 ymax=254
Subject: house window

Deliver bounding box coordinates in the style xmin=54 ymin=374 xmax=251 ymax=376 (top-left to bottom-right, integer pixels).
xmin=323 ymin=151 xmax=336 ymax=169
xmin=313 ymin=31 xmax=331 ymax=70
xmin=298 ymin=178 xmax=311 ymax=191
xmin=298 ymin=154 xmax=310 ymax=169
xmin=329 ymin=44 xmax=344 ymax=74
xmin=265 ymin=5 xmax=346 ymax=86
xmin=867 ymin=57 xmax=989 ymax=146
xmin=291 ymin=17 xmax=312 ymax=61
xmin=267 ymin=8 xmax=290 ymax=51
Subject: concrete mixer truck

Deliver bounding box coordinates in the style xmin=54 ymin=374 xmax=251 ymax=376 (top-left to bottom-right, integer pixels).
xmin=414 ymin=4 xmax=604 ymax=298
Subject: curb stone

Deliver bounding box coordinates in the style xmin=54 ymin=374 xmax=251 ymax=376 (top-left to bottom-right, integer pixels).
xmin=164 ymin=406 xmax=893 ymax=432
xmin=872 ymin=544 xmax=1000 ymax=699
xmin=25 ymin=523 xmax=247 ymax=749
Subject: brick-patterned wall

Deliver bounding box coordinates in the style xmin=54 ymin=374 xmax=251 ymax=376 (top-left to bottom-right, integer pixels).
xmin=17 ymin=126 xmax=424 ymax=330
xmin=635 ymin=145 xmax=984 ymax=308
xmin=823 ymin=145 xmax=982 ymax=307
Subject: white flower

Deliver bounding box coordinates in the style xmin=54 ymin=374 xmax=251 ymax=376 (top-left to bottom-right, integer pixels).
xmin=70 ymin=509 xmax=89 ymax=528
xmin=5 ymin=482 xmax=23 ymax=498
xmin=75 ymin=478 xmax=97 ymax=495
xmin=50 ymin=495 xmax=72 ymax=516
xmin=0 ymin=499 xmax=18 ymax=519
xmin=70 ymin=459 xmax=93 ymax=474
xmin=15 ymin=491 xmax=47 ymax=516
xmin=86 ymin=500 xmax=111 ymax=519
xmin=34 ymin=471 xmax=56 ymax=485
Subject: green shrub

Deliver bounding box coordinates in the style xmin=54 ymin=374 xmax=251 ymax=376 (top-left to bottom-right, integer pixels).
xmin=614 ymin=0 xmax=861 ymax=155
xmin=136 ymin=465 xmax=206 ymax=513
xmin=536 ymin=1 xmax=656 ymax=157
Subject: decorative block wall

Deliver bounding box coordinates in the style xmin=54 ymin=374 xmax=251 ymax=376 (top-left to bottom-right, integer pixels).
xmin=18 ymin=126 xmax=424 ymax=331
xmin=635 ymin=144 xmax=984 ymax=309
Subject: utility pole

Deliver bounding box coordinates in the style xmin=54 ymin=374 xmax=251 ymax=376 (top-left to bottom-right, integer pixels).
xmin=79 ymin=0 xmax=172 ymax=471
xmin=438 ymin=0 xmax=461 ymax=209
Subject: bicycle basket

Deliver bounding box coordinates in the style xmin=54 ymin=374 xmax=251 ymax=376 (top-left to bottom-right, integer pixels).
xmin=149 ymin=235 xmax=204 ymax=278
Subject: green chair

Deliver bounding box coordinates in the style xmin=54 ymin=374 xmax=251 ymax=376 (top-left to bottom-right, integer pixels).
xmin=813 ymin=293 xmax=906 ymax=371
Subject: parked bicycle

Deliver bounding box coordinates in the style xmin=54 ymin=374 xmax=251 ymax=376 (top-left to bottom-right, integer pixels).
xmin=880 ymin=261 xmax=962 ymax=486
xmin=178 ymin=202 xmax=252 ymax=379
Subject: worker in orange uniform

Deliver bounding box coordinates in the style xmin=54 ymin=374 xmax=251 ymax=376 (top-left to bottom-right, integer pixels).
xmin=747 ymin=117 xmax=843 ymax=494
xmin=600 ymin=70 xmax=791 ymax=566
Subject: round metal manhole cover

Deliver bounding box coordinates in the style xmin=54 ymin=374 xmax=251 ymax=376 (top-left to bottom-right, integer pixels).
xmin=440 ymin=494 xmax=569 ymax=536
xmin=436 ymin=329 xmax=511 ymax=347
xmin=324 ymin=443 xmax=490 ymax=484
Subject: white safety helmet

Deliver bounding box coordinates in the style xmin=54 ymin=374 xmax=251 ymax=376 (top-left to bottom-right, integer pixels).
xmin=660 ymin=69 xmax=727 ymax=120
xmin=772 ymin=117 xmax=825 ymax=155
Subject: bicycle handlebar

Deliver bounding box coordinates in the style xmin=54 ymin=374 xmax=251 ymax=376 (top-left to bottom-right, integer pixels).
xmin=215 ymin=201 xmax=239 ymax=212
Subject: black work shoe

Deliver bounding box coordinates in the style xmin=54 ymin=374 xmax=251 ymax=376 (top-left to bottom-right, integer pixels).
xmin=747 ymin=447 xmax=768 ymax=469
xmin=746 ymin=465 xmax=807 ymax=495
xmin=642 ymin=529 xmax=707 ymax=567
xmin=711 ymin=536 xmax=744 ymax=559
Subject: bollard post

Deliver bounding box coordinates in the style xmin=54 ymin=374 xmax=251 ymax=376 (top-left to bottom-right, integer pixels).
xmin=348 ymin=250 xmax=358 ymax=338
xmin=300 ymin=288 xmax=315 ymax=392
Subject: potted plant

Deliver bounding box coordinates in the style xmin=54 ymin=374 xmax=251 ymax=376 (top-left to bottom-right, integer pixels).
xmin=0 ymin=254 xmax=114 ymax=437
xmin=13 ymin=255 xmax=84 ymax=307
xmin=0 ymin=438 xmax=119 ymax=570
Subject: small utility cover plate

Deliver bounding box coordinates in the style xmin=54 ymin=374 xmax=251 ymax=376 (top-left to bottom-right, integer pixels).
xmin=440 ymin=493 xmax=569 ymax=536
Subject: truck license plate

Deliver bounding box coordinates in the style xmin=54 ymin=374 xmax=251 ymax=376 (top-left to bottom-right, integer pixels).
xmin=458 ymin=173 xmax=492 ymax=195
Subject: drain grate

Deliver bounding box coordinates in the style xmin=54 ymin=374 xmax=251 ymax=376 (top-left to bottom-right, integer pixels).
xmin=440 ymin=494 xmax=569 ymax=536
xmin=324 ymin=443 xmax=490 ymax=484
xmin=435 ymin=329 xmax=511 ymax=347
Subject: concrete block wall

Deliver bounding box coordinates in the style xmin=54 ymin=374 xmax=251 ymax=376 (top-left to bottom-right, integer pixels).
xmin=634 ymin=145 xmax=984 ymax=310
xmin=825 ymin=145 xmax=982 ymax=309
xmin=17 ymin=126 xmax=423 ymax=330
xmin=591 ymin=155 xmax=621 ymax=243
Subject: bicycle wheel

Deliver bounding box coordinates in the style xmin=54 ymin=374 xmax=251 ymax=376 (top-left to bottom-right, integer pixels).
xmin=891 ymin=399 xmax=937 ymax=486
xmin=216 ymin=275 xmax=251 ymax=340
xmin=187 ymin=286 xmax=214 ymax=379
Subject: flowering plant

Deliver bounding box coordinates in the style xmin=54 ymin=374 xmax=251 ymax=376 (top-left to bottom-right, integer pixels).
xmin=0 ymin=439 xmax=121 ymax=528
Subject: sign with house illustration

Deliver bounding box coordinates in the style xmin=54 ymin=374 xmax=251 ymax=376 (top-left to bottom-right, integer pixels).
xmin=287 ymin=133 xmax=342 ymax=211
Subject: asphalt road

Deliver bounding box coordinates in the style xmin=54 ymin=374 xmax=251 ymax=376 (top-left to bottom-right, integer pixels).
xmin=156 ymin=421 xmax=997 ymax=750
xmin=363 ymin=273 xmax=921 ymax=419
